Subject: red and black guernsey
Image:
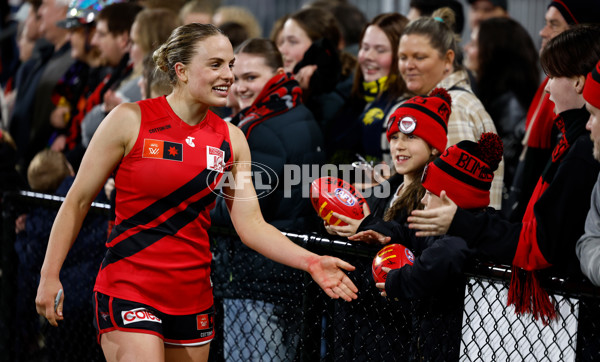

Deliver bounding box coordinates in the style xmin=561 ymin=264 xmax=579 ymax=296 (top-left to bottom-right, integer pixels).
xmin=94 ymin=96 xmax=233 ymax=315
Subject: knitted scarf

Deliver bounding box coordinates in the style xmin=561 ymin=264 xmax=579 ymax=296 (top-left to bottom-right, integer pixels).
xmin=508 ymin=107 xmax=589 ymax=325
xmin=361 ymin=76 xmax=390 ymax=103
xmin=236 ymin=72 xmax=302 ymax=139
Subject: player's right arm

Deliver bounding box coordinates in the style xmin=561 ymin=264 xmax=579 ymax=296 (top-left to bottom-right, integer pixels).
xmin=35 ymin=103 xmax=141 ymax=326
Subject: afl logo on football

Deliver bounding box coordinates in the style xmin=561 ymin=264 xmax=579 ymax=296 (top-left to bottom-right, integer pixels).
xmin=405 ymin=248 xmax=415 ymax=263
xmin=334 ymin=188 xmax=356 ymax=206
xmin=399 ymin=116 xmax=417 ymax=134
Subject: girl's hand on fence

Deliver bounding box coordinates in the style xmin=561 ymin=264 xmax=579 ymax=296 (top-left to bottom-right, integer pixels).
xmin=307 ymin=255 xmax=358 ymax=302
xmin=35 ymin=279 xmax=64 ymax=327
xmin=348 ymin=230 xmax=391 ymax=245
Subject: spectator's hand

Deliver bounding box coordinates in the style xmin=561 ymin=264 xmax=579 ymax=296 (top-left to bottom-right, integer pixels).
xmin=50 ymin=106 xmax=70 ymax=128
xmin=104 ymin=177 xmax=115 ymax=200
xmin=294 ymin=65 xmax=317 ymax=91
xmin=103 ymin=90 xmax=125 ymax=113
xmin=307 ymin=255 xmax=358 ymax=302
xmin=326 ymin=203 xmax=370 ymax=237
xmin=375 ymin=266 xmax=391 ymax=296
xmin=50 ymin=134 xmax=67 ymax=152
xmin=408 ymin=190 xmax=457 ymax=237
xmin=35 ymin=278 xmax=64 ymax=327
xmin=348 ymin=229 xmax=391 ymax=245
xmin=15 ymin=213 xmax=27 ymax=233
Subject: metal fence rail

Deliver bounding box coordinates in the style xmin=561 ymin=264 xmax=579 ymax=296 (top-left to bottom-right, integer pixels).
xmin=2 ymin=191 xmax=600 ymax=361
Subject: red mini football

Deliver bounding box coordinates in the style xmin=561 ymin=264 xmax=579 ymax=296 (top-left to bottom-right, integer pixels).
xmin=372 ymin=243 xmax=415 ymax=284
xmin=310 ymin=176 xmax=368 ymax=226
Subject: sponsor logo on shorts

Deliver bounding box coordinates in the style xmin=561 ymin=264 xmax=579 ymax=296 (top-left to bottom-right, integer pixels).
xmin=122 ymin=308 xmax=162 ymax=325
xmin=196 ymin=313 xmax=213 ymax=331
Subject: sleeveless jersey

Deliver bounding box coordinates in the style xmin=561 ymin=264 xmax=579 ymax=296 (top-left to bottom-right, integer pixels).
xmin=94 ymin=96 xmax=233 ymax=315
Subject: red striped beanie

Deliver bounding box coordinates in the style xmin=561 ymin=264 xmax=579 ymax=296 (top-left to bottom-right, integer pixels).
xmin=583 ymin=59 xmax=600 ymax=109
xmin=421 ymin=133 xmax=503 ymax=209
xmin=386 ymin=88 xmax=451 ymax=154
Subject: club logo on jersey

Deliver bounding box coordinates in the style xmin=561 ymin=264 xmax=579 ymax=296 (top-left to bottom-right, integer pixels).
xmin=122 ymin=308 xmax=162 ymax=325
xmin=207 ymin=146 xmax=225 ymax=173
xmin=196 ymin=313 xmax=214 ymax=331
xmin=186 ymin=136 xmax=195 ymax=147
xmin=142 ymin=139 xmax=183 ymax=161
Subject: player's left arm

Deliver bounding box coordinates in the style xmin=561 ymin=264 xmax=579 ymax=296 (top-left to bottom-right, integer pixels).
xmin=223 ymin=124 xmax=358 ymax=301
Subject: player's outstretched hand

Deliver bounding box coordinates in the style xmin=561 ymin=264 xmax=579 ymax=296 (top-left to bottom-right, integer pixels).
xmin=307 ymin=256 xmax=358 ymax=302
xmin=407 ymin=190 xmax=457 ymax=237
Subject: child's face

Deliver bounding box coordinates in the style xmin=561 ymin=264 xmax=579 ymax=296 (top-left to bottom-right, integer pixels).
xmin=421 ymin=190 xmax=442 ymax=210
xmin=389 ymin=131 xmax=432 ymax=182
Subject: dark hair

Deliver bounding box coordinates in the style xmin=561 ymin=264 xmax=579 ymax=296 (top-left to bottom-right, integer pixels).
xmin=309 ymin=1 xmax=368 ymax=47
xmin=154 ymin=23 xmax=225 ymax=85
xmin=541 ymin=24 xmax=600 ymax=78
xmin=220 ymin=21 xmax=249 ymax=49
xmin=270 ymin=14 xmax=289 ymax=43
xmin=290 ymin=7 xmax=341 ymax=52
xmin=97 ymin=2 xmax=143 ymax=35
xmin=476 ymin=17 xmax=539 ymax=111
xmin=235 ymin=38 xmax=283 ymax=70
xmin=351 ymin=12 xmax=409 ymax=101
xmin=409 ymin=0 xmax=464 ymax=34
xmin=289 ymin=7 xmax=356 ymax=77
xmin=403 ymin=7 xmax=462 ymax=71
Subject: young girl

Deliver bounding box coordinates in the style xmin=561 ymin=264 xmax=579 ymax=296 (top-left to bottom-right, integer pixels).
xmin=328 ymin=88 xmax=451 ymax=237
xmin=35 ymin=23 xmax=357 ymax=362
xmin=327 ymin=88 xmax=452 ymax=361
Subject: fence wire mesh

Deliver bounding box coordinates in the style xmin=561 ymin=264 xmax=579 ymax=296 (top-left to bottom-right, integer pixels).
xmin=2 ymin=191 xmax=600 ymax=361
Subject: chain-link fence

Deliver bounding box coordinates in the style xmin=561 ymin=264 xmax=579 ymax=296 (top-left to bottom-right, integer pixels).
xmin=2 ymin=191 xmax=600 ymax=361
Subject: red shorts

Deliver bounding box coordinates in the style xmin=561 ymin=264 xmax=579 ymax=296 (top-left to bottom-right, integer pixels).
xmin=93 ymin=291 xmax=214 ymax=346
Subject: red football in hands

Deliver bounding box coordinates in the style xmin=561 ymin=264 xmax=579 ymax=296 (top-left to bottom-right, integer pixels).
xmin=372 ymin=243 xmax=415 ymax=284
xmin=310 ymin=177 xmax=368 ymax=226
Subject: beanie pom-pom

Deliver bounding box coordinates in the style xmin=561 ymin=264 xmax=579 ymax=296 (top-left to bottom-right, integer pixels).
xmin=478 ymin=132 xmax=503 ymax=171
xmin=429 ymin=87 xmax=452 ymax=107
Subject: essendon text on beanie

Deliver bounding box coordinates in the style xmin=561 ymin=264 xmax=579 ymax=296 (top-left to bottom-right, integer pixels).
xmin=207 ymin=162 xmax=392 ymax=201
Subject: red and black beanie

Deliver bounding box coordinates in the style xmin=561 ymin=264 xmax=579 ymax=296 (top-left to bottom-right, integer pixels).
xmin=583 ymin=59 xmax=600 ymax=110
xmin=386 ymin=88 xmax=451 ymax=154
xmin=548 ymin=0 xmax=600 ymax=25
xmin=421 ymin=132 xmax=503 ymax=209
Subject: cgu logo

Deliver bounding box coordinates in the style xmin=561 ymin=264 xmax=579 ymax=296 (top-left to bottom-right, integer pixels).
xmin=121 ymin=308 xmax=162 ymax=325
